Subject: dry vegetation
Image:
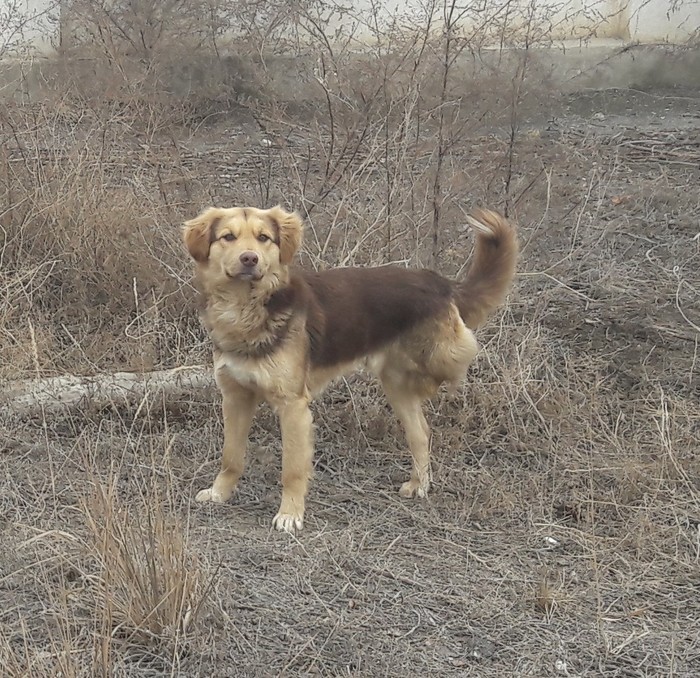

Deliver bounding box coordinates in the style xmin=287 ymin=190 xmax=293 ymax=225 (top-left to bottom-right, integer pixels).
xmin=1 ymin=1 xmax=699 ymax=676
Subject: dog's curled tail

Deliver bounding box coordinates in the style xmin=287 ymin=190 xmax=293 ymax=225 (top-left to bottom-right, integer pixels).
xmin=456 ymin=208 xmax=518 ymax=329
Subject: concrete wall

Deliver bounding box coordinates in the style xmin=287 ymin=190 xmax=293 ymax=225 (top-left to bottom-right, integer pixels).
xmin=334 ymin=0 xmax=699 ymax=43
xmin=1 ymin=0 xmax=698 ymax=56
xmin=625 ymin=0 xmax=700 ymax=42
xmin=0 ymin=0 xmax=60 ymax=56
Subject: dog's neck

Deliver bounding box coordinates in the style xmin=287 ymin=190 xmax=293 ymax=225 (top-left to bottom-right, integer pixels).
xmin=198 ymin=268 xmax=294 ymax=358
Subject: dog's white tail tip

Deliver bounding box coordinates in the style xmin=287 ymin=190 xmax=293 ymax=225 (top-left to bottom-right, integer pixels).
xmin=465 ymin=214 xmax=495 ymax=237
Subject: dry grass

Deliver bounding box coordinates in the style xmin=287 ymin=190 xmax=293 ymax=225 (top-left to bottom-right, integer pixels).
xmin=2 ymin=5 xmax=700 ymax=675
xmin=82 ymin=480 xmax=212 ymax=646
xmin=0 ymin=99 xmax=207 ymax=378
xmin=0 ymin=425 xmax=216 ymax=676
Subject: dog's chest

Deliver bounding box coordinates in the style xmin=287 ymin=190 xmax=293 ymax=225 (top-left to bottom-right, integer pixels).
xmin=215 ymin=353 xmax=272 ymax=391
xmin=205 ymin=303 xmax=291 ymax=357
xmin=206 ymin=308 xmax=260 ymax=350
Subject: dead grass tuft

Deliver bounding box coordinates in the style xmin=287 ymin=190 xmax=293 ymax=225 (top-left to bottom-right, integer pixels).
xmin=0 ymin=458 xmax=215 ymax=676
xmin=82 ymin=479 xmax=212 ymax=647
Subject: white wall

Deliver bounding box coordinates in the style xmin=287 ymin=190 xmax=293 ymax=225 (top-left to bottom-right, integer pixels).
xmin=2 ymin=0 xmax=698 ymax=56
xmin=625 ymin=0 xmax=700 ymax=42
xmin=334 ymin=0 xmax=700 ymax=43
xmin=0 ymin=0 xmax=59 ymax=56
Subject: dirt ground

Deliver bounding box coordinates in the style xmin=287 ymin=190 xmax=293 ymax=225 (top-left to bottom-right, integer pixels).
xmin=1 ymin=85 xmax=699 ymax=677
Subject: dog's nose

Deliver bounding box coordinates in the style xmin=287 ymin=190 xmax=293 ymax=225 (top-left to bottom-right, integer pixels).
xmin=239 ymin=251 xmax=259 ymax=267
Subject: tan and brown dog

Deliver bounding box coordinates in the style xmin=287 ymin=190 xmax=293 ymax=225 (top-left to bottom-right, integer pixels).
xmin=183 ymin=205 xmax=517 ymax=533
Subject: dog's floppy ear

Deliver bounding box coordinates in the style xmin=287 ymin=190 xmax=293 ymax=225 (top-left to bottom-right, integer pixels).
xmin=182 ymin=208 xmax=222 ymax=263
xmin=267 ymin=206 xmax=303 ymax=265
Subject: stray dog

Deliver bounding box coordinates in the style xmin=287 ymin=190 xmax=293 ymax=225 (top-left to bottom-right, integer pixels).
xmin=183 ymin=205 xmax=517 ymax=533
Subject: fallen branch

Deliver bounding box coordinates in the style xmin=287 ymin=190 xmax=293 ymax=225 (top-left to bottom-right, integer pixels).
xmin=1 ymin=366 xmax=215 ymax=418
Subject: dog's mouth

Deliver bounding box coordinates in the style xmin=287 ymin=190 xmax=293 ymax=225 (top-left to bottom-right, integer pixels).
xmin=226 ymin=268 xmax=264 ymax=282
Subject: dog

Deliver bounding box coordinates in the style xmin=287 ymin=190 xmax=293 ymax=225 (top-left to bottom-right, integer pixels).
xmin=183 ymin=205 xmax=517 ymax=533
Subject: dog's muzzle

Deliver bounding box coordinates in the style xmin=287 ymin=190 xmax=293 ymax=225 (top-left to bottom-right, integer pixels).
xmin=229 ymin=250 xmax=262 ymax=281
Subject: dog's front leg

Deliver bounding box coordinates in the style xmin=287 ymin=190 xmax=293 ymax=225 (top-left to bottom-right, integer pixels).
xmin=273 ymin=395 xmax=314 ymax=533
xmin=196 ymin=382 xmax=258 ymax=504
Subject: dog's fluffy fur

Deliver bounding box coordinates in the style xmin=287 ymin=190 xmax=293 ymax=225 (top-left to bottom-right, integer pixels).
xmin=183 ymin=205 xmax=518 ymax=533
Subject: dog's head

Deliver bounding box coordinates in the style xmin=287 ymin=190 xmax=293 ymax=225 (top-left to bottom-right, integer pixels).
xmin=182 ymin=206 xmax=303 ymax=287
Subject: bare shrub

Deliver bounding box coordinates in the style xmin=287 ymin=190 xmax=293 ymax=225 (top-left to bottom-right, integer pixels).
xmin=226 ymin=0 xmax=601 ymax=274
xmin=53 ymin=0 xmax=333 ymax=113
xmin=0 ymin=0 xmax=61 ymax=59
xmin=0 ymin=99 xmax=206 ymax=379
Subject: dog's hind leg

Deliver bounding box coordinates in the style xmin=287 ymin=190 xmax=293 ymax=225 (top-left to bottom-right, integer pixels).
xmin=196 ymin=382 xmax=258 ymax=504
xmin=381 ymin=375 xmax=432 ymax=499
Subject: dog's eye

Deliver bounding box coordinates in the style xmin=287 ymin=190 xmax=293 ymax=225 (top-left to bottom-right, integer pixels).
xmin=221 ymin=233 xmax=236 ymax=242
xmin=257 ymin=233 xmax=270 ymax=243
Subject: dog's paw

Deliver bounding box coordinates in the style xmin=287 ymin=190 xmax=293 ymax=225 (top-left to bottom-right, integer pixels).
xmin=272 ymin=511 xmax=304 ymax=534
xmin=195 ymin=487 xmax=228 ymax=503
xmin=399 ymin=478 xmax=430 ymax=499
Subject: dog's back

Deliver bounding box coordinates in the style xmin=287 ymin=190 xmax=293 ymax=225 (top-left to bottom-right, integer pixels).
xmin=299 ymin=266 xmax=453 ymax=367
xmin=297 ymin=209 xmax=518 ymax=371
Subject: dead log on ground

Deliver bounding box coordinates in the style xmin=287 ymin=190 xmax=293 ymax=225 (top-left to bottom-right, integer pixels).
xmin=1 ymin=367 xmax=215 ymax=418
